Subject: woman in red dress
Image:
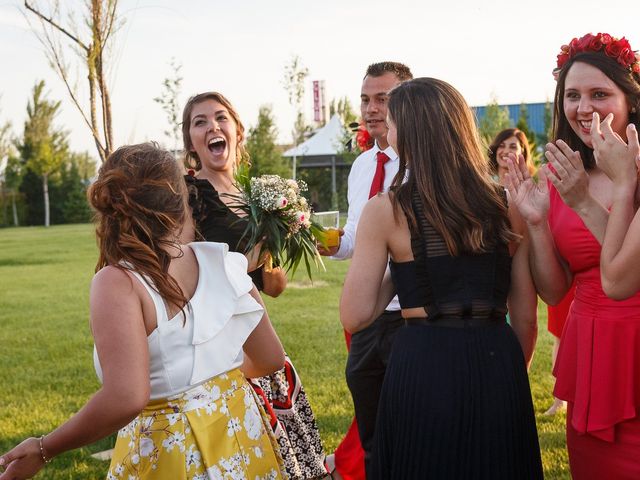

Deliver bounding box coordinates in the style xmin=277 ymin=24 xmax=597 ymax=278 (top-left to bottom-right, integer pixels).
xmin=506 ymin=32 xmax=640 ymax=479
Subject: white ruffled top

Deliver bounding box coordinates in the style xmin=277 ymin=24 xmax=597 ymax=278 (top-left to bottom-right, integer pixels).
xmin=93 ymin=242 xmax=264 ymax=399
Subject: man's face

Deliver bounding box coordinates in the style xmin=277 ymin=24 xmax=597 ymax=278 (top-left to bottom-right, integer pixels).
xmin=360 ymin=72 xmax=401 ymax=147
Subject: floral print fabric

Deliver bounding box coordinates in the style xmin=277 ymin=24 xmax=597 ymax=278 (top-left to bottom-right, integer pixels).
xmin=107 ymin=368 xmax=287 ymax=480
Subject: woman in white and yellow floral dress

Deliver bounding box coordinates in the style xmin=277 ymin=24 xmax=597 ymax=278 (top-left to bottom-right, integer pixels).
xmin=0 ymin=143 xmax=287 ymax=480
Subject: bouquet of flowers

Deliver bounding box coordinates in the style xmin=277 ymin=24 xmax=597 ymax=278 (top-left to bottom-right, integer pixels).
xmin=229 ymin=166 xmax=326 ymax=279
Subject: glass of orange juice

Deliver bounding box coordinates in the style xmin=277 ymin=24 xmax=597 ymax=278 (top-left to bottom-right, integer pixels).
xmin=313 ymin=211 xmax=340 ymax=248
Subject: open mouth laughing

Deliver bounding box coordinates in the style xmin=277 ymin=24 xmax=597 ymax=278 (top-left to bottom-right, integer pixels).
xmin=207 ymin=136 xmax=226 ymax=155
xmin=578 ymin=120 xmax=592 ymax=132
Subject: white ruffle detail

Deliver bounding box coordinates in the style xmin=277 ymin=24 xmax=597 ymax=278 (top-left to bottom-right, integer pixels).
xmin=189 ymin=242 xmax=264 ymax=384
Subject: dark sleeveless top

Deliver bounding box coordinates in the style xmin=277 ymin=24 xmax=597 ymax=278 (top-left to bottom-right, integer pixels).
xmin=185 ymin=174 xmax=264 ymax=290
xmin=389 ymin=192 xmax=510 ymax=321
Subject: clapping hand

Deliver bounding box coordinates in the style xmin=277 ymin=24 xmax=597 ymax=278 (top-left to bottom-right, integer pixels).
xmin=591 ymin=112 xmax=640 ymax=187
xmin=504 ymin=153 xmax=549 ymax=226
xmin=543 ymin=140 xmax=590 ymax=212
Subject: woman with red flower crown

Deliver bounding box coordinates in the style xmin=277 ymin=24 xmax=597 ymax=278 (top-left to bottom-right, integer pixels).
xmin=507 ymin=32 xmax=640 ymax=479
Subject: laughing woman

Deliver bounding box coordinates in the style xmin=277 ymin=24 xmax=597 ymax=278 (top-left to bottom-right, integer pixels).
xmin=488 ymin=128 xmax=536 ymax=185
xmin=181 ymin=92 xmax=328 ymax=480
xmin=506 ymin=32 xmax=640 ymax=479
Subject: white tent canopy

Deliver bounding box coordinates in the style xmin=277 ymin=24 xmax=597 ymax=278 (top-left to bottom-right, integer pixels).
xmin=283 ymin=114 xmax=344 ymax=158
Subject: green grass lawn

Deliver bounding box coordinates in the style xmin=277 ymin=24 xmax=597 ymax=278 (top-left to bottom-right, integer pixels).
xmin=0 ymin=224 xmax=570 ymax=479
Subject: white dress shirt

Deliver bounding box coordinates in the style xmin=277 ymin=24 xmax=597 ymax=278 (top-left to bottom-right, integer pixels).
xmin=332 ymin=142 xmax=401 ymax=311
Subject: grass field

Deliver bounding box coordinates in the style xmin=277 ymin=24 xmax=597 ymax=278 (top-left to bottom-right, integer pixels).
xmin=0 ymin=224 xmax=570 ymax=479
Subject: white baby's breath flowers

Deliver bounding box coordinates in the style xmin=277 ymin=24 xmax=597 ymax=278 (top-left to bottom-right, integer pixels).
xmin=233 ymin=169 xmax=322 ymax=278
xmin=248 ymin=175 xmax=312 ymax=234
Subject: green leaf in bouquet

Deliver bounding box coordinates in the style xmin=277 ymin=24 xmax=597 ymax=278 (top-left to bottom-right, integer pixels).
xmin=309 ymin=222 xmax=328 ymax=248
xmin=283 ymin=225 xmax=324 ymax=280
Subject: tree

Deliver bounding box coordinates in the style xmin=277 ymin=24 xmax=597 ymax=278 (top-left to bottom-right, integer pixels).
xmin=282 ymin=55 xmax=312 ymax=179
xmin=283 ymin=56 xmax=312 ymax=148
xmin=18 ymin=80 xmax=68 ymax=227
xmin=60 ymin=152 xmax=95 ymax=223
xmin=0 ymin=111 xmax=10 ymax=161
xmin=24 ymin=0 xmax=121 ymax=163
xmin=538 ymin=100 xmax=554 ymax=146
xmin=329 ymin=95 xmax=359 ymax=173
xmin=329 ymin=96 xmax=358 ymax=128
xmin=2 ymin=156 xmax=24 ymax=227
xmin=154 ymin=58 xmax=183 ymax=153
xmin=246 ymin=105 xmax=290 ymax=177
xmin=478 ymin=95 xmax=512 ymax=145
xmin=291 ymin=112 xmax=313 ymax=146
xmin=516 ymin=103 xmax=534 ymax=143
xmin=70 ymin=150 xmax=97 ymax=182
xmin=0 ymin=104 xmax=20 ymax=226
xmin=516 ymin=103 xmax=541 ymax=165
xmin=283 ymin=55 xmax=309 ymax=119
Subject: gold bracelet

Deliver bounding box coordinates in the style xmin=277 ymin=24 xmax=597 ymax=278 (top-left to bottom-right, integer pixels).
xmin=39 ymin=435 xmax=51 ymax=464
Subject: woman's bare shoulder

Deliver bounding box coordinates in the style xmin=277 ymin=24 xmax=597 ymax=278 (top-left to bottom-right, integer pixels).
xmin=91 ymin=265 xmax=137 ymax=298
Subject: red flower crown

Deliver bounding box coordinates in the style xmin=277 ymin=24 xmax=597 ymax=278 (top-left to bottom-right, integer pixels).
xmin=553 ymin=32 xmax=640 ymax=79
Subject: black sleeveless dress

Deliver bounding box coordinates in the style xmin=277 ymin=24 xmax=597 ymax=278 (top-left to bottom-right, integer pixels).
xmin=370 ymin=194 xmax=543 ymax=479
xmin=185 ymin=175 xmax=327 ymax=480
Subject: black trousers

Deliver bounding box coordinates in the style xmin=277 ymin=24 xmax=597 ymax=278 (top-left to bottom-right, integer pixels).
xmin=345 ymin=310 xmax=404 ymax=478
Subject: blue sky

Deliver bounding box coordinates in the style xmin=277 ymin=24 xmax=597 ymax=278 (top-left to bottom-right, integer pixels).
xmin=0 ymin=0 xmax=638 ymax=159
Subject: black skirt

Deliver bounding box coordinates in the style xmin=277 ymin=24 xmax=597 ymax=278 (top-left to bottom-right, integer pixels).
xmin=370 ymin=321 xmax=543 ymax=480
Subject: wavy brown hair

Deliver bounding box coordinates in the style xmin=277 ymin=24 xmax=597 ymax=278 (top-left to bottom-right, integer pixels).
xmin=488 ymin=128 xmax=536 ymax=177
xmin=553 ymin=51 xmax=640 ymax=170
xmin=88 ymin=142 xmax=189 ymax=319
xmin=182 ymin=91 xmax=249 ymax=170
xmin=389 ymin=78 xmax=516 ymax=255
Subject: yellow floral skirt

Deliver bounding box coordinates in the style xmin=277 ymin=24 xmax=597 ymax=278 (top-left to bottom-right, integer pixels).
xmin=107 ymin=368 xmax=287 ymax=479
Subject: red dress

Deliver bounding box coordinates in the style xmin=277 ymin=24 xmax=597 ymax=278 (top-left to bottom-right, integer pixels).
xmin=548 ymin=185 xmax=640 ymax=479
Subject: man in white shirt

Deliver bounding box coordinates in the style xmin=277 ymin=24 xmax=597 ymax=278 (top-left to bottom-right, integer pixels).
xmin=322 ymin=61 xmax=413 ymax=479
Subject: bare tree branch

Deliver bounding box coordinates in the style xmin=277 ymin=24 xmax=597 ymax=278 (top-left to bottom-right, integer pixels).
xmin=24 ymin=0 xmax=89 ymax=52
xmin=46 ymin=38 xmax=92 ymax=129
xmin=24 ymin=0 xmax=121 ymax=163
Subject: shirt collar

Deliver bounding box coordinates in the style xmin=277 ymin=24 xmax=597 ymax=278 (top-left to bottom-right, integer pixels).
xmin=373 ymin=141 xmax=398 ymax=161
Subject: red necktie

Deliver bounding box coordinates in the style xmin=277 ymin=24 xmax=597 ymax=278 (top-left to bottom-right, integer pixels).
xmin=369 ymin=151 xmax=391 ymax=199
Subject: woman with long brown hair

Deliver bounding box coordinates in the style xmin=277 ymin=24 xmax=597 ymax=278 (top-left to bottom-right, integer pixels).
xmin=506 ymin=32 xmax=640 ymax=478
xmin=0 ymin=143 xmax=286 ymax=480
xmin=181 ymin=92 xmax=328 ymax=479
xmin=488 ymin=128 xmax=536 ymax=183
xmin=341 ymin=78 xmax=542 ymax=478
